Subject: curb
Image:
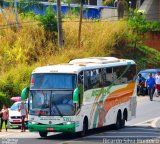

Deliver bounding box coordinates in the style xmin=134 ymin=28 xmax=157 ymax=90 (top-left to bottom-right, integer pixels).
xmin=151 ymin=117 xmax=160 ymax=128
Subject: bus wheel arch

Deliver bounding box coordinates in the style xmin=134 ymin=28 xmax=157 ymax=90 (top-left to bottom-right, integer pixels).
xmin=80 ymin=116 xmax=88 ymax=137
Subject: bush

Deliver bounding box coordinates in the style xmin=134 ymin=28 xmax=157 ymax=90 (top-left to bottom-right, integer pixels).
xmin=0 ymin=64 xmax=34 ymax=100
xmin=128 ymin=10 xmax=160 ymax=33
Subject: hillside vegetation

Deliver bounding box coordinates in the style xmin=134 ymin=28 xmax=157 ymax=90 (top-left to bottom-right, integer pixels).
xmin=0 ymin=10 xmax=160 ymax=107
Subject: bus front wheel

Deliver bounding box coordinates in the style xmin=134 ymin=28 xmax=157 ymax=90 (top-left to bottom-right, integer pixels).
xmin=39 ymin=131 xmax=48 ymax=138
xmin=80 ymin=118 xmax=88 ymax=137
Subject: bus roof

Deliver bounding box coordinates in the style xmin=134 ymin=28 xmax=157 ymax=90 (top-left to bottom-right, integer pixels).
xmin=32 ymin=57 xmax=135 ymax=74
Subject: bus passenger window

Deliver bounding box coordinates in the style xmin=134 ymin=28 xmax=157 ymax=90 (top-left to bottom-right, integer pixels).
xmin=90 ymin=69 xmax=99 ymax=89
xmin=124 ymin=65 xmax=137 ymax=82
xmin=78 ymin=71 xmax=83 ymax=84
xmin=84 ymin=71 xmax=90 ymax=91
xmin=105 ymin=68 xmax=113 ymax=86
xmin=99 ymin=68 xmax=107 ymax=87
xmin=113 ymin=67 xmax=124 ymax=85
xmin=78 ymin=71 xmax=84 ymax=106
xmin=84 ymin=69 xmax=99 ymax=91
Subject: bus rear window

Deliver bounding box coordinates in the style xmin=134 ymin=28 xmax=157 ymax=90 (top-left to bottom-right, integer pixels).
xmin=30 ymin=74 xmax=76 ymax=89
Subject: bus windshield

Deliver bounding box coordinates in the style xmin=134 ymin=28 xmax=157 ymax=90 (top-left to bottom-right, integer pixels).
xmin=30 ymin=74 xmax=77 ymax=89
xmin=29 ymin=90 xmax=76 ymax=116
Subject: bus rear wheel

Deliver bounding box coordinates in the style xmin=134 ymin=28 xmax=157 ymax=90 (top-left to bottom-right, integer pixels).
xmin=39 ymin=131 xmax=48 ymax=138
xmin=121 ymin=118 xmax=125 ymax=128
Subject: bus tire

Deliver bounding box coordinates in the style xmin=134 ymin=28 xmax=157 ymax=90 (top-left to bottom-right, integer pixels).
xmin=39 ymin=131 xmax=48 ymax=138
xmin=114 ymin=111 xmax=121 ymax=130
xmin=80 ymin=117 xmax=88 ymax=137
xmin=121 ymin=109 xmax=127 ymax=128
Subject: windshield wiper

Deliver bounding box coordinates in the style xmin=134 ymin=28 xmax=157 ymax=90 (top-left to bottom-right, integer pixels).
xmin=51 ymin=93 xmax=63 ymax=117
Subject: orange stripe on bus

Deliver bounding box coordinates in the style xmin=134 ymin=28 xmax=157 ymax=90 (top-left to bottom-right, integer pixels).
xmin=97 ymin=82 xmax=136 ymax=127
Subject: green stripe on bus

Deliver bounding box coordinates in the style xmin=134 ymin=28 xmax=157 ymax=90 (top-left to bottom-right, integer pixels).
xmin=28 ymin=123 xmax=75 ymax=133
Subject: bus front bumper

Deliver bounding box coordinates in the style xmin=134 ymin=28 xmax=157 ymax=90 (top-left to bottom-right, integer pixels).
xmin=28 ymin=123 xmax=75 ymax=133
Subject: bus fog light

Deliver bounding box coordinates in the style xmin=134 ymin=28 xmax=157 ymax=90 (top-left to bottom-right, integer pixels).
xmin=63 ymin=121 xmax=74 ymax=125
xmin=31 ymin=121 xmax=39 ymax=124
xmin=31 ymin=117 xmax=34 ymax=121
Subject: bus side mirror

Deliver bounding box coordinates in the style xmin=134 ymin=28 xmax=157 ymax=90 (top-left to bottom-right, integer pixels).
xmin=21 ymin=87 xmax=29 ymax=101
xmin=73 ymin=88 xmax=79 ymax=103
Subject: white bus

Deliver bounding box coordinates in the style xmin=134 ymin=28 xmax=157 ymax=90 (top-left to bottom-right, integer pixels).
xmin=21 ymin=57 xmax=137 ymax=137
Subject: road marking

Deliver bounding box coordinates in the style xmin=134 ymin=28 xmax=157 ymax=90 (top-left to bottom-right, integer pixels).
xmin=151 ymin=117 xmax=160 ymax=128
xmin=133 ymin=116 xmax=160 ymax=126
xmin=122 ymin=127 xmax=160 ymax=131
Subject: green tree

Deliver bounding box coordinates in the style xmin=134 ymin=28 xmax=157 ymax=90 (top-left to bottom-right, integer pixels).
xmin=38 ymin=5 xmax=58 ymax=42
xmin=38 ymin=5 xmax=58 ymax=33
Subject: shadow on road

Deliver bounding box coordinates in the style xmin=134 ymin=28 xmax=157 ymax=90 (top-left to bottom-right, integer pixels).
xmin=37 ymin=125 xmax=160 ymax=143
xmin=153 ymin=99 xmax=160 ymax=102
xmin=38 ymin=125 xmax=114 ymax=140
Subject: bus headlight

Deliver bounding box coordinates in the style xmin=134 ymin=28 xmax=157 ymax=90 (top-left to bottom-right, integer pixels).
xmin=63 ymin=121 xmax=75 ymax=125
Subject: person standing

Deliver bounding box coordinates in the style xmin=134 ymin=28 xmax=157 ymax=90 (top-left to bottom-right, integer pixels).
xmin=145 ymin=73 xmax=156 ymax=101
xmin=18 ymin=101 xmax=28 ymax=132
xmin=155 ymin=72 xmax=160 ymax=97
xmin=0 ymin=104 xmax=9 ymax=132
xmin=137 ymin=74 xmax=146 ymax=96
xmin=117 ymin=0 xmax=125 ymax=19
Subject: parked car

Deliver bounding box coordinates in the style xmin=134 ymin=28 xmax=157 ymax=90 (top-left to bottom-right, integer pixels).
xmin=138 ymin=69 xmax=160 ymax=78
xmin=9 ymin=101 xmax=28 ymax=128
xmin=137 ymin=69 xmax=160 ymax=96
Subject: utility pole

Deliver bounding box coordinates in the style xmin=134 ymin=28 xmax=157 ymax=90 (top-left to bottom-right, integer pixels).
xmin=14 ymin=0 xmax=19 ymax=30
xmin=78 ymin=0 xmax=84 ymax=49
xmin=57 ymin=0 xmax=63 ymax=48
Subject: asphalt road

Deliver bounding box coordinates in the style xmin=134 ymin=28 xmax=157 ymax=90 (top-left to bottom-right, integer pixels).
xmin=0 ymin=96 xmax=160 ymax=144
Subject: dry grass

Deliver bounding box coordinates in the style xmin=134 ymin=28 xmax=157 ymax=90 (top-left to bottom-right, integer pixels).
xmin=0 ymin=10 xmax=128 ymax=72
xmin=0 ymin=10 xmax=129 ymax=97
xmin=43 ymin=20 xmax=128 ymax=65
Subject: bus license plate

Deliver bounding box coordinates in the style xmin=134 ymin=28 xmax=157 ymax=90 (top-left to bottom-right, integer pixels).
xmin=47 ymin=128 xmax=54 ymax=131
